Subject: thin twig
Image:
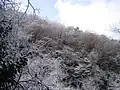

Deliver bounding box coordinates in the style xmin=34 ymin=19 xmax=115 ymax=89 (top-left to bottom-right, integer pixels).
xmin=18 ymin=0 xmax=37 ymax=21
xmin=13 ymin=69 xmax=23 ymax=90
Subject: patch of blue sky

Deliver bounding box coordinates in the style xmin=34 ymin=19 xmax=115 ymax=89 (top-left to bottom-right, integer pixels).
xmin=29 ymin=0 xmax=57 ymax=21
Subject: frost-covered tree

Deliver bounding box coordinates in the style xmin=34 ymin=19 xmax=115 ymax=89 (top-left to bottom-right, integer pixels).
xmin=0 ymin=0 xmax=29 ymax=89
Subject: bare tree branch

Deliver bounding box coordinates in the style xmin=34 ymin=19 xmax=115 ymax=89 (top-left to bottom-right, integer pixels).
xmin=13 ymin=69 xmax=23 ymax=90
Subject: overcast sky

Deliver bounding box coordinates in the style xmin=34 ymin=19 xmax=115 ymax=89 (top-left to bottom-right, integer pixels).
xmin=18 ymin=0 xmax=120 ymax=39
